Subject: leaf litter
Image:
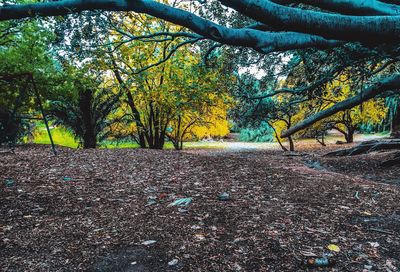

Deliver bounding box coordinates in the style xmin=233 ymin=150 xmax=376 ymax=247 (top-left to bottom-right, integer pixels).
xmin=0 ymin=143 xmax=399 ymax=271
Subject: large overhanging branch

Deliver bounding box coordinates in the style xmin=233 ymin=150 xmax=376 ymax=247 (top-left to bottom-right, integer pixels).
xmin=272 ymin=0 xmax=400 ymax=16
xmin=281 ymin=73 xmax=400 ymax=137
xmin=219 ymin=0 xmax=400 ymax=44
xmin=0 ymin=0 xmax=340 ymax=53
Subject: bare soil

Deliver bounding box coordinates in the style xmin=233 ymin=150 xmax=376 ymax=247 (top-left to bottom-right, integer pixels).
xmin=1 ymin=143 xmax=399 ymax=271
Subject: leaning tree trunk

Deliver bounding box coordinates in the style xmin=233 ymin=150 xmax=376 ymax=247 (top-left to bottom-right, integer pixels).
xmin=316 ymin=132 xmax=326 ymax=146
xmin=267 ymin=121 xmax=288 ymax=151
xmin=391 ymin=106 xmax=400 ymax=138
xmin=112 ymin=63 xmax=147 ymax=148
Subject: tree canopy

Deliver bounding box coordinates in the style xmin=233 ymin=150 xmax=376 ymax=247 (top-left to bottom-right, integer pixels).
xmin=1 ymin=0 xmax=400 ymax=138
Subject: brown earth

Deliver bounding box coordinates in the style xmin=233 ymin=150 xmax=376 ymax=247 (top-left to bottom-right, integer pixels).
xmin=0 ymin=143 xmax=399 ymax=271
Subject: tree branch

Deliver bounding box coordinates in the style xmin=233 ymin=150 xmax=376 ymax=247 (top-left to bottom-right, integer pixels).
xmin=0 ymin=0 xmax=341 ymax=53
xmin=219 ymin=0 xmax=400 ymax=44
xmin=272 ymin=0 xmax=400 ymax=16
xmin=281 ymin=73 xmax=400 ymax=137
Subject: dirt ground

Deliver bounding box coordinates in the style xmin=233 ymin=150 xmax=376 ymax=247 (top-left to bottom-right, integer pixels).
xmin=1 ymin=143 xmax=399 ymax=271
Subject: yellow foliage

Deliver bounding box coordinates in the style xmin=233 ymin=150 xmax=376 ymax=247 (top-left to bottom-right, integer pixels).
xmin=190 ymin=101 xmax=230 ymax=139
xmin=270 ymin=69 xmax=387 ymax=143
xmin=106 ymin=14 xmax=233 ymax=144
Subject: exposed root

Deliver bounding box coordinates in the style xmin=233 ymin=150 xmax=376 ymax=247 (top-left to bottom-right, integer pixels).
xmin=380 ymin=152 xmax=400 ymax=167
xmin=325 ymin=139 xmax=400 ymax=157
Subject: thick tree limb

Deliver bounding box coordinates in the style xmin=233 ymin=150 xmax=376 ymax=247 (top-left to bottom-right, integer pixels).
xmin=272 ymin=0 xmax=400 ymax=16
xmin=219 ymin=0 xmax=400 ymax=44
xmin=2 ymin=0 xmax=400 ymax=47
xmin=281 ymin=74 xmax=400 ymax=137
xmin=0 ymin=0 xmax=340 ymax=53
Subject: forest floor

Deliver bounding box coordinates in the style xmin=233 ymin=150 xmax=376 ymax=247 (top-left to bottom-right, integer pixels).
xmin=1 ymin=140 xmax=400 ymax=271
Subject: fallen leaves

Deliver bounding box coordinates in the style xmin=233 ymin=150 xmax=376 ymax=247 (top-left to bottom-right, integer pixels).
xmin=0 ymin=144 xmax=399 ymax=271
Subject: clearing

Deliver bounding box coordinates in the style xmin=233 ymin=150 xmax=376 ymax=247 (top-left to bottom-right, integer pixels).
xmin=1 ymin=141 xmax=399 ymax=271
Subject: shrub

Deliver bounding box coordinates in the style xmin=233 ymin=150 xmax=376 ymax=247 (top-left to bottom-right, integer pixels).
xmin=239 ymin=122 xmax=274 ymax=142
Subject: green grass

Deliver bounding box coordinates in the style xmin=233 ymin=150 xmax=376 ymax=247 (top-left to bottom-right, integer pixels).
xmin=30 ymin=123 xmax=391 ymax=151
xmin=31 ymin=125 xmax=225 ymax=150
xmin=100 ymin=140 xmax=140 ymax=149
xmin=31 ymin=125 xmax=78 ymax=148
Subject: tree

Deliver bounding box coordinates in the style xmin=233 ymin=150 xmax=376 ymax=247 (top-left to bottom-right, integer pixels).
xmin=0 ymin=19 xmax=58 ymax=146
xmin=102 ymin=14 xmax=231 ymax=149
xmin=231 ymin=73 xmax=300 ymax=151
xmin=2 ymin=0 xmax=400 ymax=138
xmin=305 ymin=75 xmax=387 ymax=143
xmin=49 ymin=68 xmax=121 ymax=148
xmin=388 ymin=97 xmax=400 ymax=138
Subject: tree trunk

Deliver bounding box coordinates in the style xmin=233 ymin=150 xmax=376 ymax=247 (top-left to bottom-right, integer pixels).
xmin=111 ymin=64 xmax=147 ymax=148
xmin=391 ymin=105 xmax=400 ymax=138
xmin=126 ymin=91 xmax=147 ymax=148
xmin=316 ymin=132 xmax=326 ymax=146
xmin=334 ymin=125 xmax=354 ymax=143
xmin=79 ymin=90 xmax=97 ymax=149
xmin=325 ymin=139 xmax=400 ymax=156
xmin=288 ymin=136 xmax=295 ymax=151
xmin=137 ymin=133 xmax=146 ymax=148
xmin=82 ymin=133 xmax=97 ymax=148
xmin=155 ymin=132 xmax=164 ymax=149
xmin=345 ymin=129 xmax=354 ymax=143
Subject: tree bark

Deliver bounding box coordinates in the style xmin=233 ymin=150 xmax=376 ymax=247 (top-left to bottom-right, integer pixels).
xmin=391 ymin=104 xmax=400 ymax=138
xmin=111 ymin=63 xmax=147 ymax=148
xmin=79 ymin=89 xmax=97 ymax=148
xmin=0 ymin=0 xmax=342 ymax=54
xmin=2 ymin=0 xmax=400 ymax=45
xmin=344 ymin=127 xmax=355 ymax=143
xmin=288 ymin=136 xmax=295 ymax=151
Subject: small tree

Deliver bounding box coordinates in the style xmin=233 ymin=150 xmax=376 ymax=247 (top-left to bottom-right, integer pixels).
xmin=49 ymin=75 xmax=121 ymax=148
xmin=106 ymin=16 xmax=231 ymax=150
xmin=316 ymin=75 xmax=387 ymax=143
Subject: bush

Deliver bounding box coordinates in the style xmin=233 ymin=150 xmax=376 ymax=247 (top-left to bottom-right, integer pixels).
xmin=239 ymin=122 xmax=274 ymax=142
xmin=0 ymin=106 xmax=29 ymax=146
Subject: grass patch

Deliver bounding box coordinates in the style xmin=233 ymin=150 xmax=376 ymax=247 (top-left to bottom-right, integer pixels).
xmin=32 ymin=125 xmax=78 ymax=148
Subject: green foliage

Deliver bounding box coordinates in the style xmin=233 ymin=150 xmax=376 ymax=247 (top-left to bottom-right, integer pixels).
xmin=239 ymin=122 xmax=274 ymax=142
xmin=0 ymin=107 xmax=31 ymax=145
xmin=0 ymin=19 xmax=61 ymax=146
xmin=48 ymin=68 xmax=122 ymax=148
